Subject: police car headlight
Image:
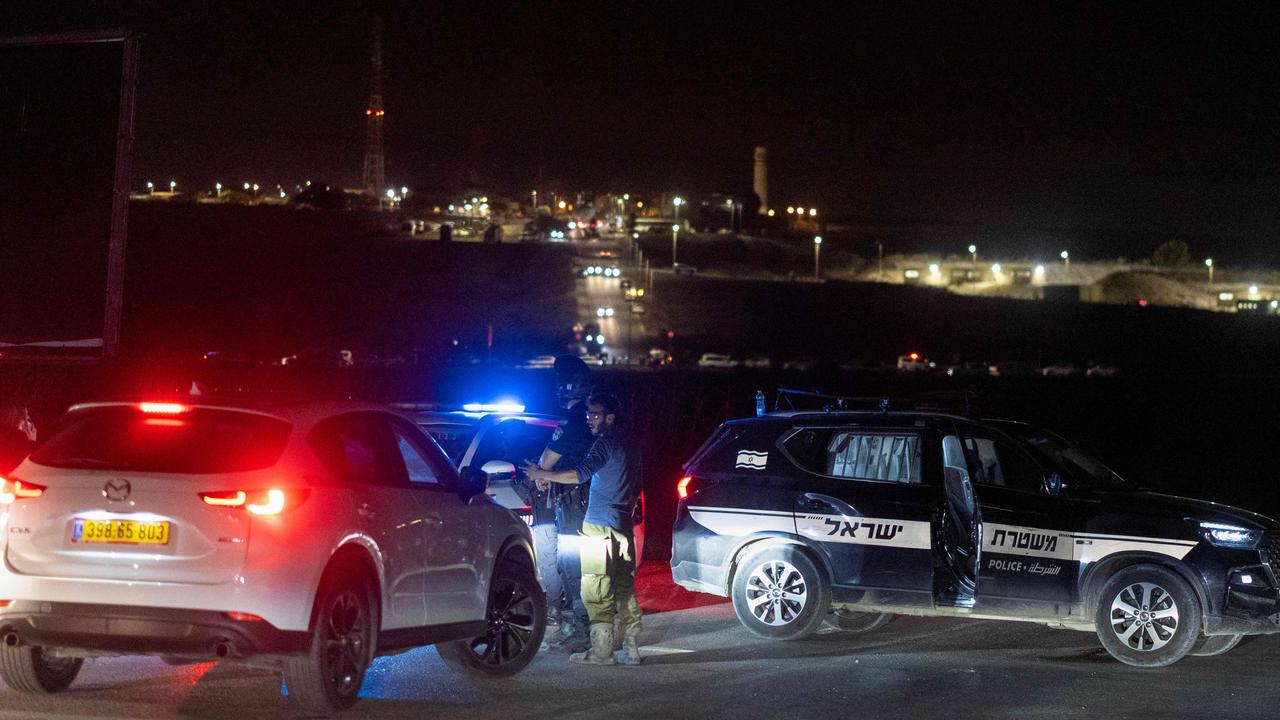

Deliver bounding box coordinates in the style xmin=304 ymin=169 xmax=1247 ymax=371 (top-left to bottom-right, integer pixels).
xmin=1200 ymin=522 xmax=1261 ymax=548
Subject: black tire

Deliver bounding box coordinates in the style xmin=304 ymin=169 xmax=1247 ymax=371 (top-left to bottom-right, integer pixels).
xmin=1094 ymin=564 xmax=1201 ymax=668
xmin=825 ymin=609 xmax=893 ymax=634
xmin=731 ymin=545 xmax=830 ymax=640
xmin=1190 ymin=633 xmax=1244 ymax=657
xmin=283 ymin=562 xmax=376 ymax=716
xmin=437 ymin=557 xmax=545 ymax=678
xmin=0 ymin=644 xmax=83 ymax=694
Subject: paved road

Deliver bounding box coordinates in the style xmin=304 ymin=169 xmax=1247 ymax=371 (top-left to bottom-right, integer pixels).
xmin=3 ymin=599 xmax=1276 ymax=719
xmin=572 ymin=236 xmax=650 ymax=363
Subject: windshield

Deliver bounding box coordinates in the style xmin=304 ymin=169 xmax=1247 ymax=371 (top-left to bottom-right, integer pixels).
xmin=996 ymin=423 xmax=1129 ymax=490
xmin=419 ymin=423 xmax=478 ymax=464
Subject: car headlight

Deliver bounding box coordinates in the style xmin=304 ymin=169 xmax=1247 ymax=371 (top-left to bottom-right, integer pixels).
xmin=1200 ymin=522 xmax=1261 ymax=548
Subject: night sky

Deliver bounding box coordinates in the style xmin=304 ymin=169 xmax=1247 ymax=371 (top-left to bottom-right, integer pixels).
xmin=3 ymin=1 xmax=1280 ymax=253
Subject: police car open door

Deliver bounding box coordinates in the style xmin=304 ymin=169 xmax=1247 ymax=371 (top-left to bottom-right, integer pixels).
xmin=951 ymin=421 xmax=1076 ymax=617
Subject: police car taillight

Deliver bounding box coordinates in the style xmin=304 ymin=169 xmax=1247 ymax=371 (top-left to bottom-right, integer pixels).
xmin=677 ymin=476 xmax=696 ymax=500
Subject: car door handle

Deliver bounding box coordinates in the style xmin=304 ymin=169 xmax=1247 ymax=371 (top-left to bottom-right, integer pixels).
xmin=801 ymin=494 xmax=837 ymax=512
xmin=357 ymin=504 xmax=376 ymax=519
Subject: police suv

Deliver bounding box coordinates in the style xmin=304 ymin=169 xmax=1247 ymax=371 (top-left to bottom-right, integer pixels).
xmin=671 ymin=395 xmax=1280 ymax=667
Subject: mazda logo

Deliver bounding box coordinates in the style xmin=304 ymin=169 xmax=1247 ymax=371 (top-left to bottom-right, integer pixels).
xmin=103 ymin=478 xmax=132 ymax=502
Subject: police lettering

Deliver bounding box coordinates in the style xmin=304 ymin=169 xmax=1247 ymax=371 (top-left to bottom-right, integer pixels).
xmin=991 ymin=528 xmax=1058 ymax=553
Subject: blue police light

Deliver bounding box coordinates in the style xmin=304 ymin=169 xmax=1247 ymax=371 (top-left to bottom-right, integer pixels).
xmin=462 ymin=402 xmax=526 ymax=414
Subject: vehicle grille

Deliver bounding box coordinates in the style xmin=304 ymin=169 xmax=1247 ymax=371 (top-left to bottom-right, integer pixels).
xmin=1264 ymin=537 xmax=1280 ymax=571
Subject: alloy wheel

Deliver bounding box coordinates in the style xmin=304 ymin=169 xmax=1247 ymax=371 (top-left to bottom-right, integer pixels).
xmin=469 ymin=578 xmax=537 ymax=667
xmin=1109 ymin=581 xmax=1179 ymax=652
xmin=322 ymin=589 xmax=369 ymax=697
xmin=745 ymin=560 xmax=808 ymax=626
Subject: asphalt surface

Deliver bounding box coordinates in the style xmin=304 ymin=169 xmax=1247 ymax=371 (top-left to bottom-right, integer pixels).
xmin=572 ymin=237 xmax=649 ymax=363
xmin=3 ymin=591 xmax=1277 ymax=720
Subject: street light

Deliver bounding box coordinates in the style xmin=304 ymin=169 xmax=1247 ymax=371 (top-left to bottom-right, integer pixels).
xmin=169 ymin=180 xmax=176 ymax=192
xmin=214 ymin=182 xmax=222 ymax=196
xmin=146 ymin=181 xmax=154 ymax=194
xmin=673 ymin=196 xmax=684 ymax=226
xmin=1060 ymin=249 xmax=1070 ymax=269
xmin=813 ymin=235 xmax=823 ymax=279
xmin=1205 ymin=257 xmax=1214 ymax=284
xmin=968 ymin=244 xmax=977 ymax=263
xmin=671 ymin=224 xmax=681 ymax=266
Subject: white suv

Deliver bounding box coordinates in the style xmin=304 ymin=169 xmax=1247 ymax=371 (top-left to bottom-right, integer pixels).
xmin=0 ymin=398 xmax=545 ymax=714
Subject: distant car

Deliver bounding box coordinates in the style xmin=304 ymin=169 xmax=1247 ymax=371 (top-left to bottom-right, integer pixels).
xmin=896 ymin=353 xmax=931 ymax=372
xmin=1086 ymin=363 xmax=1121 ymax=378
xmin=519 ymin=354 xmax=558 ymax=369
xmin=578 ymin=354 xmax=605 ymax=367
xmin=989 ymin=361 xmax=1034 ymax=377
xmin=743 ymin=356 xmax=773 ymax=369
xmin=0 ymin=398 xmax=542 ymax=712
xmin=698 ymin=353 xmax=740 ymax=368
xmin=782 ymin=358 xmax=816 ymax=372
xmin=1041 ymin=363 xmax=1081 ymax=377
xmin=672 ymin=262 xmax=698 ymax=276
xmin=944 ymin=361 xmax=988 ymax=377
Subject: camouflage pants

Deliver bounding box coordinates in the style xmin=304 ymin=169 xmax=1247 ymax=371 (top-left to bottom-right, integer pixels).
xmin=578 ymin=521 xmax=642 ymax=638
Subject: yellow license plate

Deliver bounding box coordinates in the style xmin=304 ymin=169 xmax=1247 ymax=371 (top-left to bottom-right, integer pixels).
xmin=73 ymin=519 xmax=171 ymax=545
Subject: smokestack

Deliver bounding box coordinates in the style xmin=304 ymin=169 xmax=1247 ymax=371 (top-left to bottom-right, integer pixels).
xmin=753 ymin=146 xmax=768 ymax=214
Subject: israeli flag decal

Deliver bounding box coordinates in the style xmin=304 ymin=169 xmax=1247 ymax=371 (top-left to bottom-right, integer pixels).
xmin=735 ymin=450 xmax=769 ymax=470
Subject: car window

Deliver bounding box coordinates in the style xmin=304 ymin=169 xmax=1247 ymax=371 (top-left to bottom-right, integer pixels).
xmin=308 ymin=413 xmax=407 ymax=488
xmin=395 ymin=433 xmax=439 ymax=485
xmin=419 ymin=423 xmax=477 ymax=464
xmin=784 ymin=428 xmax=922 ymax=484
xmin=958 ymin=430 xmax=1045 ymax=494
xmin=470 ymin=418 xmax=557 ymax=470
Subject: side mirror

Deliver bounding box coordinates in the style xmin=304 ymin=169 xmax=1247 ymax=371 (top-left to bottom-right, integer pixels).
xmin=480 ymin=460 xmax=517 ymax=477
xmin=459 ymin=466 xmax=489 ymax=499
xmin=1043 ymin=472 xmax=1063 ymax=497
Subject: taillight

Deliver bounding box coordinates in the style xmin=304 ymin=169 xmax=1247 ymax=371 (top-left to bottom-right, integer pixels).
xmin=0 ymin=477 xmax=46 ymax=503
xmin=0 ymin=600 xmax=11 ymax=608
xmin=199 ymin=488 xmax=307 ymax=515
xmin=677 ymin=476 xmax=695 ymax=500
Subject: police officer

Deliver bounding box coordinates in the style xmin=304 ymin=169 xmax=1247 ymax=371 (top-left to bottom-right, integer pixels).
xmin=525 ymin=393 xmax=643 ymax=666
xmin=533 ymin=355 xmax=596 ymax=653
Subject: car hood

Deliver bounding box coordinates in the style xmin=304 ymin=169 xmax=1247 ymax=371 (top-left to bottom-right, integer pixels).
xmin=1085 ymin=488 xmax=1280 ymax=533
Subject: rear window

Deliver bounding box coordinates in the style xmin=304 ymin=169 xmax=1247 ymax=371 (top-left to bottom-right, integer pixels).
xmin=31 ymin=406 xmax=293 ymax=474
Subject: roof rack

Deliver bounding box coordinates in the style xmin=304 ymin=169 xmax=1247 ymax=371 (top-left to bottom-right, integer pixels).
xmin=770 ymin=388 xmax=980 ymax=418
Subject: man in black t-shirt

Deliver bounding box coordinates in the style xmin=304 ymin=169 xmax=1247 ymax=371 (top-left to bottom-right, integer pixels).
xmin=535 ymin=356 xmax=596 ymax=653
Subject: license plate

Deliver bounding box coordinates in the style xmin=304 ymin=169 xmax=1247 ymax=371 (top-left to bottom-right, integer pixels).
xmin=72 ymin=519 xmax=171 ymax=545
